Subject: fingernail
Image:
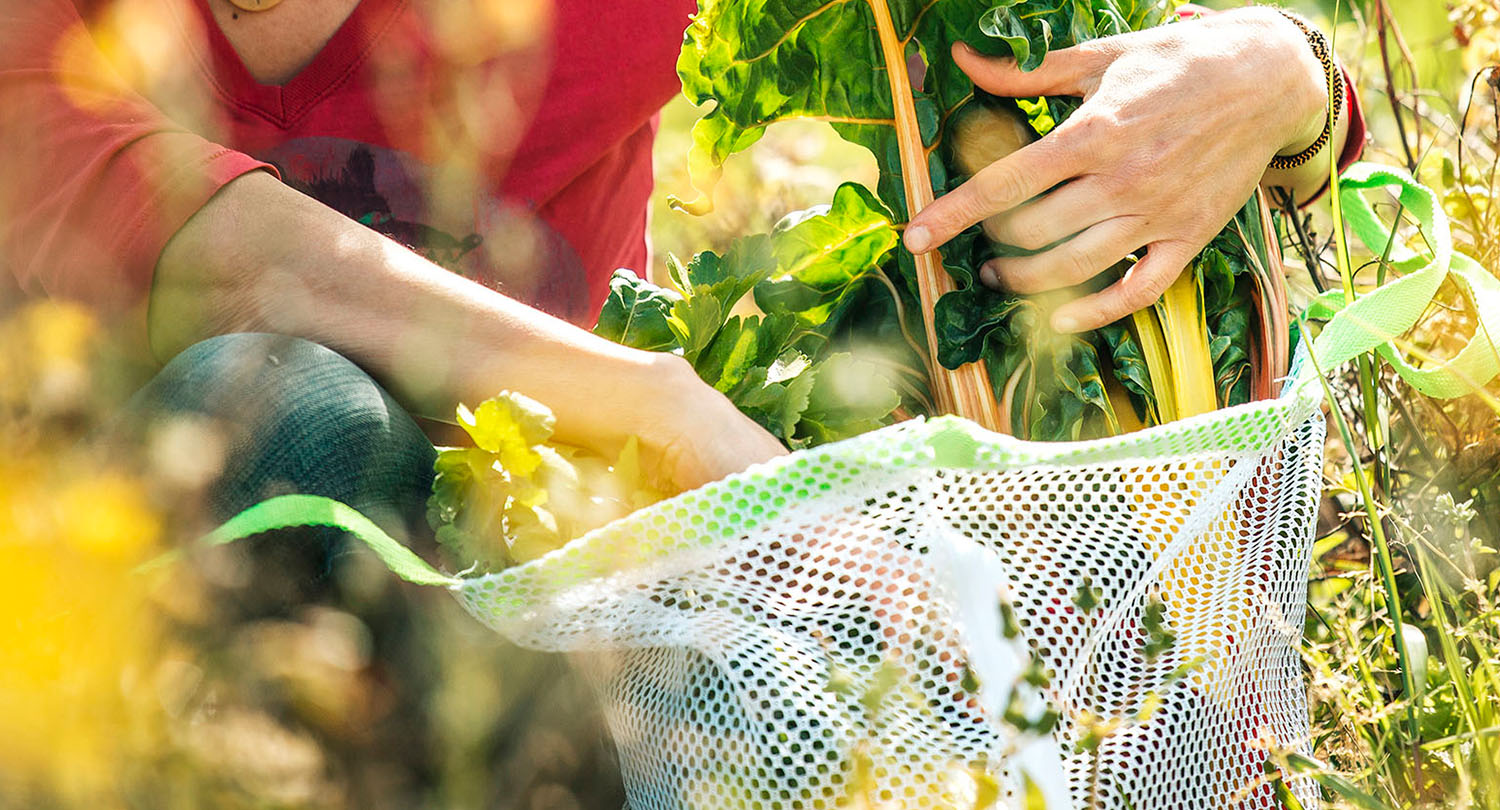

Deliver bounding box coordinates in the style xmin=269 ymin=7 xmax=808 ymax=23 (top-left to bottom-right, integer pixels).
xmin=1052 ymin=313 xmax=1080 ymax=333
xmin=979 ymin=262 xmax=1002 ymax=289
xmin=905 ymin=225 xmax=931 ymax=253
xmin=955 ymin=41 xmax=976 ymax=55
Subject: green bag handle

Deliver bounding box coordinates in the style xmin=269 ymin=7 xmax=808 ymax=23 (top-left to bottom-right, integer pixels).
xmin=1300 ymin=162 xmax=1500 ymax=398
xmin=200 ymin=494 xmax=458 ymax=587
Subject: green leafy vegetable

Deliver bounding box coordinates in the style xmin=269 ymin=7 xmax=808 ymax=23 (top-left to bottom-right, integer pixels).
xmin=979 ymin=0 xmax=1169 ymax=71
xmin=428 ymin=392 xmax=663 ymax=573
xmin=673 ymin=0 xmax=1020 ymax=217
xmin=657 ymin=0 xmax=1285 ymax=442
xmin=594 ymin=270 xmax=682 ymax=352
xmin=755 ymin=183 xmax=901 ymax=333
xmin=594 ymin=184 xmax=907 ymax=448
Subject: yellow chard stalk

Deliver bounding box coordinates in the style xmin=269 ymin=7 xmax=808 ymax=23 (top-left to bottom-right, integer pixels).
xmin=1130 ymin=261 xmax=1242 ymax=700
xmin=1155 ymin=263 xmax=1219 ymax=419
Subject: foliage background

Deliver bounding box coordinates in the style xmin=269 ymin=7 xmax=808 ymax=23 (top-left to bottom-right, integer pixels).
xmin=1 ymin=0 xmax=1497 ymax=808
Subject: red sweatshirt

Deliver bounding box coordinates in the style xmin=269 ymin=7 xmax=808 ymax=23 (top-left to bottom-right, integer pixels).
xmin=0 ymin=0 xmax=695 ymax=327
xmin=0 ymin=1 xmax=1364 ymax=336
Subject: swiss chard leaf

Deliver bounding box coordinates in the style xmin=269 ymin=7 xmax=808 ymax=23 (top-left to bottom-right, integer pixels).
xmin=795 ymin=352 xmax=903 ymax=447
xmin=590 ymin=195 xmax=907 ymax=447
xmin=1199 ymin=240 xmax=1256 ymax=407
xmin=594 ymin=269 xmax=683 ymax=352
xmin=979 ymin=0 xmax=1170 ymax=71
xmin=1018 ymin=330 xmax=1117 ymax=441
xmin=1099 ymin=321 xmax=1157 ymax=418
xmin=675 ymin=0 xmax=1014 ymax=216
xmin=698 ymin=312 xmax=799 ymax=396
xmin=756 ymin=183 xmax=900 ymax=331
xmin=734 ymin=351 xmax=821 ymax=442
xmin=666 ymin=236 xmax=777 ymax=362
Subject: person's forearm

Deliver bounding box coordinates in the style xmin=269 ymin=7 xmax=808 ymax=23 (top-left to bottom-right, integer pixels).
xmin=151 ymin=170 xmax=687 ymax=453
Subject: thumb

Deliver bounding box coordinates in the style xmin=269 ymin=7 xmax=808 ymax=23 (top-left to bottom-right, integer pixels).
xmin=952 ymin=40 xmax=1104 ymax=99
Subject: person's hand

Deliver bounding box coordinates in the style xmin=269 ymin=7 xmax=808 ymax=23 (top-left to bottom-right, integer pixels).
xmin=635 ymin=356 xmax=788 ymax=493
xmin=903 ymin=7 xmax=1334 ymax=334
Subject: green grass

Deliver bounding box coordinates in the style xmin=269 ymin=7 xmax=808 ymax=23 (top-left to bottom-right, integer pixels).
xmin=1274 ymin=3 xmax=1500 ymax=806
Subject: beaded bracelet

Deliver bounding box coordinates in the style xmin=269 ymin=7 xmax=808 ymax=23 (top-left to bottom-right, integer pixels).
xmin=1269 ymin=9 xmax=1344 ymax=170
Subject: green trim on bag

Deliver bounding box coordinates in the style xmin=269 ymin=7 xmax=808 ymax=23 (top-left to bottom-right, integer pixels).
xmin=200 ymin=494 xmax=459 ymax=587
xmin=1301 ymin=163 xmax=1500 ymax=398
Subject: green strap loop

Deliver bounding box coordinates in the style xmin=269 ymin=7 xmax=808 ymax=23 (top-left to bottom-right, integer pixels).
xmin=1302 ymin=162 xmax=1500 ymax=398
xmin=201 ymin=494 xmax=458 ymax=587
xmin=1380 ymin=252 xmax=1500 ymax=399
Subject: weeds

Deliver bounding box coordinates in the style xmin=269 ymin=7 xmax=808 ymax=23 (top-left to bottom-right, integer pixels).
xmin=1280 ymin=1 xmax=1500 ymax=806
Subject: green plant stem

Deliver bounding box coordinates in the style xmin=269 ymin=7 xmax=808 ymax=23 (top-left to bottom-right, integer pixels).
xmin=1401 ymin=516 xmax=1500 ymax=808
xmin=869 ymin=267 xmax=937 ymax=386
xmin=1317 ymin=90 xmax=1422 ymax=809
xmin=1322 ymin=6 xmax=1423 ymax=784
xmin=1331 ymin=222 xmax=1424 ymax=792
xmin=1374 ymin=0 xmax=1418 ymax=171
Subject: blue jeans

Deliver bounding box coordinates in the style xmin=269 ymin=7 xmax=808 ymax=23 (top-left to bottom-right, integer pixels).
xmin=123 ymin=333 xmax=437 ymax=567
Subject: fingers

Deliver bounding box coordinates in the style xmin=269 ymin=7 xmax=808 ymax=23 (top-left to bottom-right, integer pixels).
xmin=714 ymin=414 xmax=788 ymax=473
xmin=952 ymin=40 xmax=1108 ymax=99
xmin=983 ymin=178 xmax=1117 ymax=252
xmin=905 ymin=136 xmax=1080 ymax=254
xmin=905 ymin=39 xmax=1124 ymax=255
xmin=1048 ymin=240 xmax=1197 ymax=333
xmin=982 ymin=215 xmax=1144 ymax=294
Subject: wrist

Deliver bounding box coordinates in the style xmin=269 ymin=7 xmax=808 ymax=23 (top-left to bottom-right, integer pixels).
xmin=595 ymin=350 xmax=701 ymax=446
xmin=1213 ymin=7 xmax=1330 ymax=157
xmin=1263 ymin=7 xmax=1337 ymax=157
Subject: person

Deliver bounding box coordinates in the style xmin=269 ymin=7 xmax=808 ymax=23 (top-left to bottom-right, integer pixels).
xmin=1 ymin=0 xmax=789 ymax=544
xmin=0 ymin=0 xmax=1363 ymax=539
xmin=0 ymin=1 xmax=1364 ymax=805
xmin=3 ymin=6 xmax=783 ymax=804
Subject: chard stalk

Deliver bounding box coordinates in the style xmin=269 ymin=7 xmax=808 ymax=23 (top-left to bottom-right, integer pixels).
xmin=1129 ymin=305 xmax=1176 ymax=424
xmin=1132 ymin=263 xmax=1239 ymax=702
xmin=1155 ymin=266 xmax=1219 ymax=419
xmin=868 ymin=0 xmax=1004 ymax=431
xmin=1102 ymin=372 xmax=1147 ymax=434
xmin=1234 ymin=189 xmax=1291 ymax=401
xmin=998 ymin=358 xmax=1030 ymax=436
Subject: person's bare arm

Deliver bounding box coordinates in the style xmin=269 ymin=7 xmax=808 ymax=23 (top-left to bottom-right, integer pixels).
xmin=152 ymin=170 xmax=785 ymax=490
xmin=1260 ymin=83 xmax=1353 ymax=207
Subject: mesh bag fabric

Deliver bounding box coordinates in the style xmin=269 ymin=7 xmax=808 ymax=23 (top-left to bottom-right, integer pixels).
xmin=454 ymin=398 xmax=1326 ymax=809
xmin=206 ymin=165 xmax=1500 ymax=809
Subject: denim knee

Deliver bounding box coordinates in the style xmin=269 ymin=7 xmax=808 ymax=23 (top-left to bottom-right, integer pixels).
xmin=125 ymin=333 xmax=436 ymax=538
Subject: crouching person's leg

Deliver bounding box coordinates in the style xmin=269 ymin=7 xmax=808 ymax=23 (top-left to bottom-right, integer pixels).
xmin=106 ymin=335 xmax=449 ymax=799
xmin=106 ymin=332 xmax=624 ymax=806
xmin=118 ymin=332 xmax=437 ymax=574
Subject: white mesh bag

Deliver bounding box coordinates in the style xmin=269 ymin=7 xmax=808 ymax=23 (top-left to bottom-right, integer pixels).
xmin=209 ymin=166 xmax=1500 ymax=809
xmin=457 ymin=402 xmax=1324 ymax=810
